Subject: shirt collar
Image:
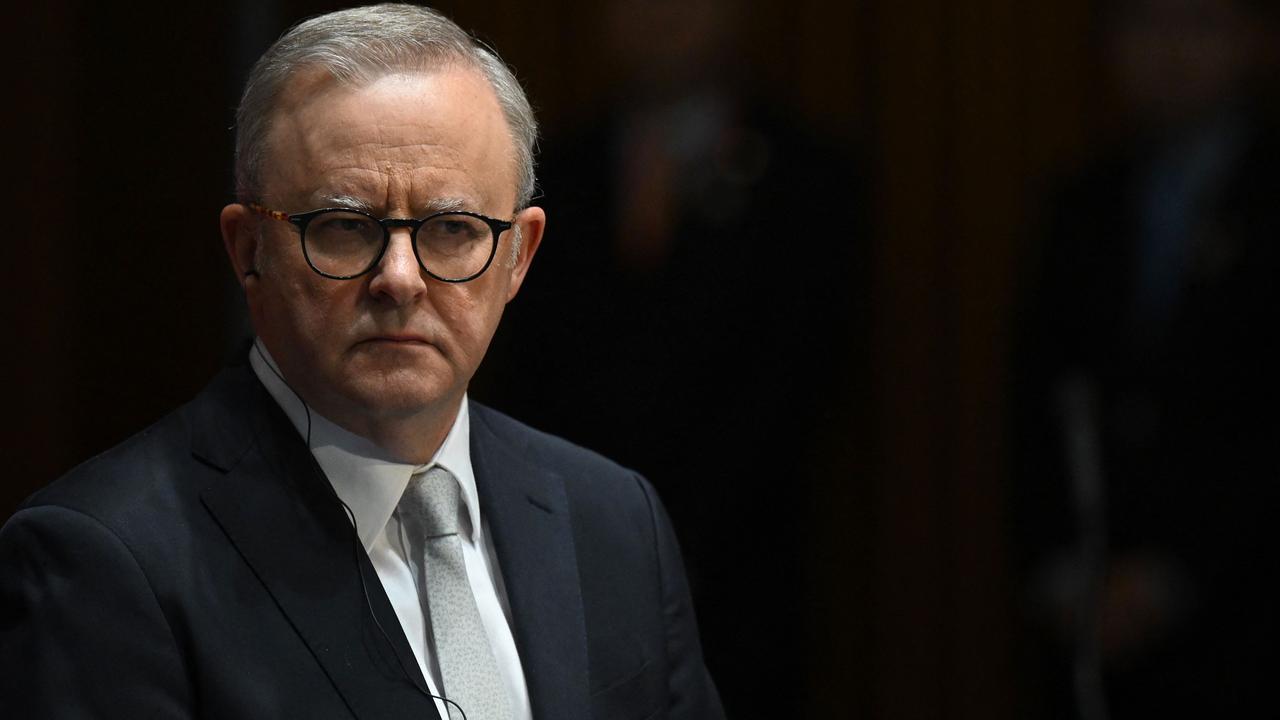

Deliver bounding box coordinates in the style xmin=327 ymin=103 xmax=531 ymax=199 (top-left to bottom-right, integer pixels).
xmin=248 ymin=342 xmax=482 ymax=549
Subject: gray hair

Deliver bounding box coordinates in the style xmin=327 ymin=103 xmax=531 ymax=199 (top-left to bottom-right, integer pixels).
xmin=234 ymin=3 xmax=538 ymax=210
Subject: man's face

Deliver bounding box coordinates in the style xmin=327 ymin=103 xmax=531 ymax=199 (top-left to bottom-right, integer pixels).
xmin=222 ymin=68 xmax=543 ymax=446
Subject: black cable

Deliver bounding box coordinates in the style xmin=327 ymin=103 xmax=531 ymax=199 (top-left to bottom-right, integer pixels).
xmin=252 ymin=339 xmax=468 ymax=720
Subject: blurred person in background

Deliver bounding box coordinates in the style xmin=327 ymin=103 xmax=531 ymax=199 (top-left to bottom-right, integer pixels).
xmin=1012 ymin=0 xmax=1280 ymax=716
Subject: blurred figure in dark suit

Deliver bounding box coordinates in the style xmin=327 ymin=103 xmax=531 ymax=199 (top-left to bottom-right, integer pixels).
xmin=1012 ymin=0 xmax=1280 ymax=716
xmin=482 ymin=0 xmax=866 ymax=714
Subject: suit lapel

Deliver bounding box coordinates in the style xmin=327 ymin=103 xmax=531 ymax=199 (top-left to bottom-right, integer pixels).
xmin=470 ymin=404 xmax=591 ymax=720
xmin=192 ymin=367 xmax=440 ymax=720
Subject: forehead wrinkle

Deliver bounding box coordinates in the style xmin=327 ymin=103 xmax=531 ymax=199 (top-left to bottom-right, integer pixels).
xmin=312 ymin=143 xmax=461 ymax=178
xmin=269 ymin=69 xmax=514 ymax=214
xmin=354 ymin=109 xmax=506 ymax=186
xmin=292 ymin=167 xmax=383 ymax=209
xmin=408 ymin=169 xmax=487 ymax=213
xmin=304 ymin=170 xmax=481 ymax=217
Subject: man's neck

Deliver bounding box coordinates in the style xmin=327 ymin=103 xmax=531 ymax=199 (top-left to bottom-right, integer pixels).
xmin=320 ymin=406 xmax=455 ymax=465
xmin=248 ymin=342 xmax=461 ymax=465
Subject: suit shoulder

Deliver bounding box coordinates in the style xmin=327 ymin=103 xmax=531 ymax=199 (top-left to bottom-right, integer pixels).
xmin=19 ymin=401 xmax=207 ymax=528
xmin=19 ymin=366 xmax=264 ymax=525
xmin=469 ymin=400 xmax=642 ymax=486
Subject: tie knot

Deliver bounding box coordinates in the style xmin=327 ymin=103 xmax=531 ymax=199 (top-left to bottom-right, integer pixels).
xmin=403 ymin=466 xmax=462 ymax=538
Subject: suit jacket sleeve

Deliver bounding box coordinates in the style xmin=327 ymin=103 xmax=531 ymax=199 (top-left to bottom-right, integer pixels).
xmin=638 ymin=476 xmax=725 ymax=720
xmin=0 ymin=504 xmax=194 ymax=718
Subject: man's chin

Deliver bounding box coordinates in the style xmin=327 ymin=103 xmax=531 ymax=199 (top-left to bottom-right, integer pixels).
xmin=339 ymin=379 xmax=460 ymax=420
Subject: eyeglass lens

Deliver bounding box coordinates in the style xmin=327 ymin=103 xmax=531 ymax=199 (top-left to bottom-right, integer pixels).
xmin=304 ymin=210 xmax=495 ymax=280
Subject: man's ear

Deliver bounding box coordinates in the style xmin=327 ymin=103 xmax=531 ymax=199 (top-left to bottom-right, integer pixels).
xmin=221 ymin=202 xmax=261 ymax=288
xmin=504 ymin=205 xmax=545 ymax=303
xmin=220 ymin=203 xmax=259 ymax=288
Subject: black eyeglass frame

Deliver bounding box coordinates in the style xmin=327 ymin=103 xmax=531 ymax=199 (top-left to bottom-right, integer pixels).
xmin=247 ymin=202 xmax=514 ymax=283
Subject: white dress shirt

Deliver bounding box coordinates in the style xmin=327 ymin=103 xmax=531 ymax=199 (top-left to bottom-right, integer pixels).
xmin=250 ymin=345 xmax=531 ymax=720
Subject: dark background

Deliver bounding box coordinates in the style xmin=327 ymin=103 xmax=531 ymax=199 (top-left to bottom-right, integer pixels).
xmin=7 ymin=1 xmax=1278 ymax=717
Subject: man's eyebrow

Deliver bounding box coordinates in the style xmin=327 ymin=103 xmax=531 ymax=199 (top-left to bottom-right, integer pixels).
xmin=419 ymin=197 xmax=471 ymax=214
xmin=315 ymin=193 xmax=374 ymax=212
xmin=314 ymin=195 xmax=475 ymax=216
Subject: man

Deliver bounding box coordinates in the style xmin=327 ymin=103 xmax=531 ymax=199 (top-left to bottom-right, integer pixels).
xmin=0 ymin=5 xmax=724 ymax=719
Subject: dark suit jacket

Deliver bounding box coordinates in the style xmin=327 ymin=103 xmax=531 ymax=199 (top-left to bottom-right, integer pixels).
xmin=0 ymin=364 xmax=724 ymax=720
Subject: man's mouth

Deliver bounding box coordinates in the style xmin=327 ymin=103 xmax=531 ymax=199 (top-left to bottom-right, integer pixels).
xmin=359 ymin=333 xmax=433 ymax=345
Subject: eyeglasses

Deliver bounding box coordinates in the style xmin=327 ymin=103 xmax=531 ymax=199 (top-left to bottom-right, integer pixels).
xmin=247 ymin=202 xmax=513 ymax=283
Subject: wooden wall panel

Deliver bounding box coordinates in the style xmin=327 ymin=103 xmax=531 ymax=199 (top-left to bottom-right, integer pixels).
xmin=839 ymin=1 xmax=1093 ymax=717
xmin=4 ymin=0 xmax=78 ymax=516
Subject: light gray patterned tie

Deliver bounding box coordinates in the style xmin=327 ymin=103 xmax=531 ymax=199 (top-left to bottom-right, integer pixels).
xmin=399 ymin=466 xmax=512 ymax=720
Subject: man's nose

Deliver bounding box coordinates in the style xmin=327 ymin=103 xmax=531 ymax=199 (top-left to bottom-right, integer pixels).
xmin=368 ymin=228 xmax=427 ymax=304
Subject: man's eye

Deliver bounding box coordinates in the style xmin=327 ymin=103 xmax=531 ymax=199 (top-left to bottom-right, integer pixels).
xmin=315 ymin=213 xmax=377 ymax=235
xmin=423 ymin=216 xmax=484 ymax=241
xmin=439 ymin=220 xmax=473 ymax=235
